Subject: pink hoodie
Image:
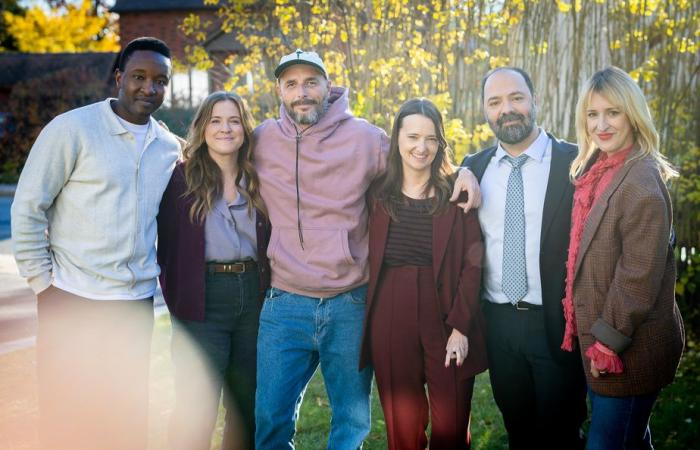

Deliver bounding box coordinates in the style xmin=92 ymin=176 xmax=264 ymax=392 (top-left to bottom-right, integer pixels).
xmin=254 ymin=87 xmax=389 ymax=298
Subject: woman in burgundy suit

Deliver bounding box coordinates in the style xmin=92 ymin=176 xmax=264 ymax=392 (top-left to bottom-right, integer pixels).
xmin=359 ymin=98 xmax=487 ymax=449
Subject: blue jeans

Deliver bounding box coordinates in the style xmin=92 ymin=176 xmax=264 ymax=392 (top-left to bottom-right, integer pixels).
xmin=255 ymin=285 xmax=373 ymax=450
xmin=587 ymin=388 xmax=659 ymax=450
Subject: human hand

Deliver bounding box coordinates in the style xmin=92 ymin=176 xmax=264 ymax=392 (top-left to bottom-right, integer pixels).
xmin=449 ymin=167 xmax=481 ymax=212
xmin=590 ymin=363 xmax=607 ymax=378
xmin=444 ymin=329 xmax=469 ymax=367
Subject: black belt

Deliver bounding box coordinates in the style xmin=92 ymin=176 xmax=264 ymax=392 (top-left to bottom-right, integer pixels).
xmin=487 ymin=300 xmax=542 ymax=311
xmin=206 ymin=261 xmax=257 ymax=274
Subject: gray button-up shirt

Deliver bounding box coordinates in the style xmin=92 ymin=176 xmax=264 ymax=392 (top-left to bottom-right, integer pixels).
xmin=204 ymin=192 xmax=258 ymax=262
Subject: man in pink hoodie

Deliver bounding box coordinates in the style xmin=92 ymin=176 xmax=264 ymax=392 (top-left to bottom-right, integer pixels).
xmin=253 ymin=49 xmax=479 ymax=449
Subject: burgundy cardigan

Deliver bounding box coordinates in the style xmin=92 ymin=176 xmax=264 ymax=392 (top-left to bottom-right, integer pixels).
xmin=157 ymin=162 xmax=271 ymax=321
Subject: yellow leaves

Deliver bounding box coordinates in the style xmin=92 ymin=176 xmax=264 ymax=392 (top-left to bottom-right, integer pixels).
xmin=556 ymin=0 xmax=582 ymax=13
xmin=675 ymin=37 xmax=698 ymax=54
xmin=444 ymin=118 xmax=470 ymax=161
xmin=629 ymin=57 xmax=658 ymax=83
xmin=556 ymin=1 xmax=572 ymax=13
xmin=474 ymin=49 xmax=490 ymax=60
xmin=628 ymin=0 xmax=660 ymax=16
xmin=445 ymin=120 xmax=495 ymax=162
xmin=185 ymin=45 xmax=214 ymax=71
xmin=4 ymin=0 xmax=118 ymax=53
xmin=529 ymin=41 xmax=548 ymax=55
xmin=489 ymin=55 xmax=510 ymax=68
xmin=412 ymin=31 xmax=423 ymax=46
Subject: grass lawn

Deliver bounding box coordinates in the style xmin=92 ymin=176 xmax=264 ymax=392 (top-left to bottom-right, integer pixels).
xmin=0 ymin=313 xmax=697 ymax=449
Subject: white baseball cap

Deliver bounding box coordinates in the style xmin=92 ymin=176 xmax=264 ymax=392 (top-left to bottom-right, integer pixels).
xmin=274 ymin=49 xmax=328 ymax=79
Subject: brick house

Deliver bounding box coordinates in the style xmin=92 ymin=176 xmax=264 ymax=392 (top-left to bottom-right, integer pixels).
xmin=111 ymin=0 xmax=246 ymax=107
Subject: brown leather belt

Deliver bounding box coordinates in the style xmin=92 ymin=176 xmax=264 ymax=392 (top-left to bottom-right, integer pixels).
xmin=206 ymin=261 xmax=257 ymax=274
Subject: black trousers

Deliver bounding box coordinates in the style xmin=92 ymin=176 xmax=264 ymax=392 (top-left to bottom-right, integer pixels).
xmin=483 ymin=302 xmax=587 ymax=450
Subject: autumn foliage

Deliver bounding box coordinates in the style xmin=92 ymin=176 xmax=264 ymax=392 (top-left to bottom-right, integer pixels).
xmin=181 ymin=0 xmax=698 ymax=248
xmin=2 ymin=0 xmax=118 ymax=53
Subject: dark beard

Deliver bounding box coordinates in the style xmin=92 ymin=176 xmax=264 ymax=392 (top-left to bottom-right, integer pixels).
xmin=284 ymin=98 xmax=328 ymax=126
xmin=491 ymin=111 xmax=536 ymax=145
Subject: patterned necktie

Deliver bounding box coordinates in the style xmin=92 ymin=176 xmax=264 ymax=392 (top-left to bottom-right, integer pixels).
xmin=502 ymin=154 xmax=529 ymax=304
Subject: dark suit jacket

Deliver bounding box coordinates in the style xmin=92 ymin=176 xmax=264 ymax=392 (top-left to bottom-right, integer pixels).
xmin=573 ymin=154 xmax=684 ymax=396
xmin=156 ymin=162 xmax=271 ymax=321
xmin=359 ymin=194 xmax=489 ymax=380
xmin=461 ymin=132 xmax=580 ymax=365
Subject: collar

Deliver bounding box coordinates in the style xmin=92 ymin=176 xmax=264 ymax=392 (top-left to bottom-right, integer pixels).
xmin=102 ymin=98 xmax=165 ymax=141
xmin=496 ymin=127 xmax=549 ymax=164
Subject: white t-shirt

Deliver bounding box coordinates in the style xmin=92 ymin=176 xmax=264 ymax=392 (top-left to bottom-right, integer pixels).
xmin=116 ymin=115 xmax=150 ymax=154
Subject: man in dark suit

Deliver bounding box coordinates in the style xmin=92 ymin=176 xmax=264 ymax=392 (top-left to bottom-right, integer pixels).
xmin=461 ymin=67 xmax=587 ymax=449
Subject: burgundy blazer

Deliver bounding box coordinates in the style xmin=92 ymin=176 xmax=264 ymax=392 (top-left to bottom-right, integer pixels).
xmin=157 ymin=162 xmax=271 ymax=321
xmin=572 ymin=154 xmax=684 ymax=396
xmin=359 ymin=194 xmax=489 ymax=380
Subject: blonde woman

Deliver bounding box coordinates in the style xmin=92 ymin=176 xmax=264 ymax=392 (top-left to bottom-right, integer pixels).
xmin=157 ymin=91 xmax=269 ymax=450
xmin=561 ymin=66 xmax=684 ymax=449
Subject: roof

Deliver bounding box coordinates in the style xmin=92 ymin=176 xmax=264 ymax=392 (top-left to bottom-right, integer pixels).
xmin=0 ymin=52 xmax=118 ymax=87
xmin=203 ymin=30 xmax=246 ymax=53
xmin=111 ymin=0 xmax=218 ymax=13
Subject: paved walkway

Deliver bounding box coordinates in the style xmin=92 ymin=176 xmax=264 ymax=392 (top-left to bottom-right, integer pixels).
xmin=0 ymin=237 xmax=168 ymax=355
xmin=0 ymin=238 xmax=36 ymax=355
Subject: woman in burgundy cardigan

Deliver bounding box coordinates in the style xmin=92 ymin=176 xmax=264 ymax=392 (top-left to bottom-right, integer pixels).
xmin=157 ymin=91 xmax=270 ymax=450
xmin=561 ymin=67 xmax=684 ymax=449
xmin=359 ymin=98 xmax=487 ymax=449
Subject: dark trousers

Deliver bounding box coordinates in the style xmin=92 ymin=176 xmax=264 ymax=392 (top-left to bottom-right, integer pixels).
xmin=483 ymin=301 xmax=587 ymax=450
xmin=169 ymin=270 xmax=260 ymax=450
xmin=36 ymin=286 xmax=153 ymax=450
xmin=370 ymin=266 xmax=475 ymax=450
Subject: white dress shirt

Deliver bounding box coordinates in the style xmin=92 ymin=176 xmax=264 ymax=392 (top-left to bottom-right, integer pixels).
xmin=478 ymin=128 xmax=552 ymax=305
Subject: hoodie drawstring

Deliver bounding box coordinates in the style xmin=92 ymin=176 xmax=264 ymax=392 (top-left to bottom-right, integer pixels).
xmin=295 ymin=129 xmax=305 ymax=250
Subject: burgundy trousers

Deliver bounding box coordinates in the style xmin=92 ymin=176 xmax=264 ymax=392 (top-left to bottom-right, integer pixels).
xmin=369 ymin=266 xmax=475 ymax=450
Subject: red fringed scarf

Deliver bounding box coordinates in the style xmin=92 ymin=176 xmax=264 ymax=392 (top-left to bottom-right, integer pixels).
xmin=561 ymin=147 xmax=632 ymax=352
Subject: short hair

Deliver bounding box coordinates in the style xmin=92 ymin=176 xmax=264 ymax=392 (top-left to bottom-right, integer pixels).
xmin=115 ymin=37 xmax=171 ymax=72
xmin=480 ymin=67 xmax=535 ymax=103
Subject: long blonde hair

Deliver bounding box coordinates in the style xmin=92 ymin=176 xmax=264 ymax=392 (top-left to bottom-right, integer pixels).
xmin=571 ymin=66 xmax=677 ymax=181
xmin=182 ymin=91 xmax=265 ymax=222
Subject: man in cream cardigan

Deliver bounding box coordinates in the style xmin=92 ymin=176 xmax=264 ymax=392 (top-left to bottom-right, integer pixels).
xmin=11 ymin=37 xmax=180 ymax=450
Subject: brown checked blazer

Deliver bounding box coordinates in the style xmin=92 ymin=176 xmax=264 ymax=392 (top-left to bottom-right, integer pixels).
xmin=358 ymin=194 xmax=489 ymax=380
xmin=573 ymin=153 xmax=684 ymax=397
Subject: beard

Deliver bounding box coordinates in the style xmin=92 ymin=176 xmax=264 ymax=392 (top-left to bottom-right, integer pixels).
xmin=489 ymin=109 xmax=537 ymax=145
xmin=283 ymin=94 xmax=329 ymax=126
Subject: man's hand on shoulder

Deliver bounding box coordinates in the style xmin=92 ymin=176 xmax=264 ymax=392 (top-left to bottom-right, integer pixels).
xmin=450 ymin=167 xmax=482 ymax=212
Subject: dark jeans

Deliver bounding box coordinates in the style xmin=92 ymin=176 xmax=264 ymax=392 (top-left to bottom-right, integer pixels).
xmin=483 ymin=302 xmax=587 ymax=450
xmin=169 ymin=270 xmax=260 ymax=450
xmin=587 ymin=388 xmax=659 ymax=450
xmin=37 ymin=286 xmax=153 ymax=450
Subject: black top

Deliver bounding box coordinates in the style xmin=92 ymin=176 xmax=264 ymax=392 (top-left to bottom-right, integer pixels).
xmin=384 ymin=196 xmax=434 ymax=267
